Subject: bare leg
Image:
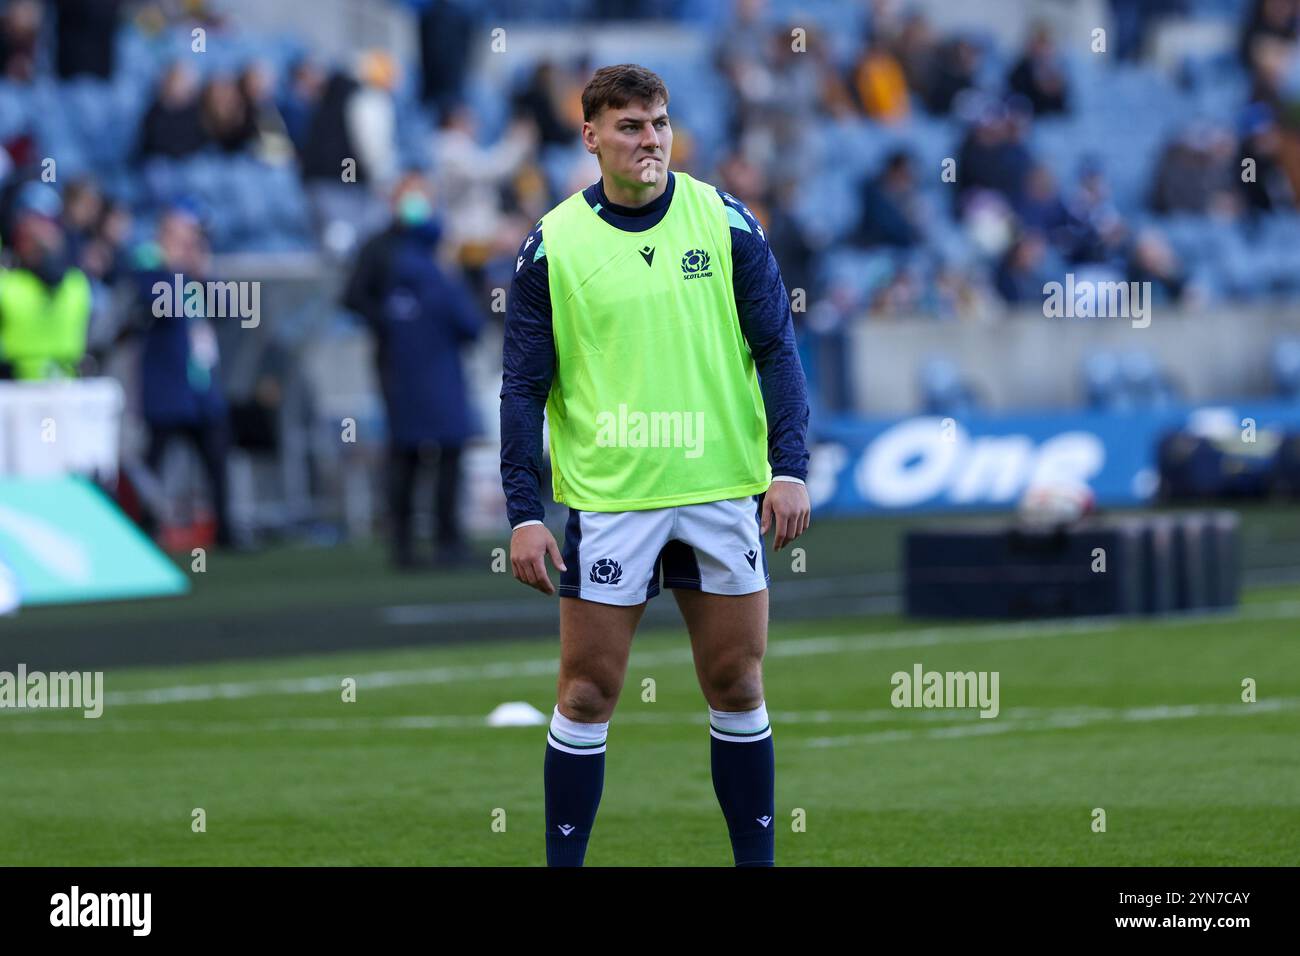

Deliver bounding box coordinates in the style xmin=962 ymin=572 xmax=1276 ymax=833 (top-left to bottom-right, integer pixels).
xmin=673 ymin=587 xmax=775 ymax=867
xmin=556 ymin=596 xmax=645 ymax=721
xmin=544 ymin=596 xmax=646 ymax=866
xmin=673 ymin=588 xmax=768 ymax=712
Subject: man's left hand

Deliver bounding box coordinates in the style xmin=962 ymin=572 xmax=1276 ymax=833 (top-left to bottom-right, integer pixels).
xmin=760 ymin=481 xmax=811 ymax=552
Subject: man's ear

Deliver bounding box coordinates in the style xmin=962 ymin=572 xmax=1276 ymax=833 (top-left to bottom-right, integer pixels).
xmin=581 ymin=121 xmax=598 ymax=155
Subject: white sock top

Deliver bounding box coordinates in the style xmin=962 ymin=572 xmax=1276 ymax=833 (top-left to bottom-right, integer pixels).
xmin=550 ymin=706 xmax=609 ymax=745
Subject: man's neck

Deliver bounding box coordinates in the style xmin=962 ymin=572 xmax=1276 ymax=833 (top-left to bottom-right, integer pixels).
xmin=600 ymin=172 xmax=669 ymax=209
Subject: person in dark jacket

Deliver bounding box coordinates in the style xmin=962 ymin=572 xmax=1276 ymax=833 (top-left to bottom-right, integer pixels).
xmin=137 ymin=62 xmax=208 ymax=160
xmin=55 ymin=0 xmax=123 ymax=79
xmin=132 ymin=204 xmax=234 ymax=548
xmin=343 ymin=173 xmax=485 ymax=568
xmin=854 ymin=149 xmax=922 ymax=248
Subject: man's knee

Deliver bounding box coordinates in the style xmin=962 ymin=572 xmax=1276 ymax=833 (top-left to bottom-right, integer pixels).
xmin=701 ymin=655 xmax=764 ymax=712
xmin=557 ymin=675 xmax=620 ymax=723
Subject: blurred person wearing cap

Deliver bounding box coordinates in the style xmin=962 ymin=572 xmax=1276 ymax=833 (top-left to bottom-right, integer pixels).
xmin=128 ymin=204 xmax=234 ymax=549
xmin=0 ymin=183 xmax=92 ymax=380
xmin=343 ymin=172 xmax=485 ymax=569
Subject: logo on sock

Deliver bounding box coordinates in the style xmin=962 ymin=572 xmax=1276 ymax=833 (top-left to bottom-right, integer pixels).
xmin=744 ymin=549 xmax=758 ymax=569
xmin=756 ymin=816 xmax=772 ymax=827
xmin=558 ymin=824 xmax=575 ymax=836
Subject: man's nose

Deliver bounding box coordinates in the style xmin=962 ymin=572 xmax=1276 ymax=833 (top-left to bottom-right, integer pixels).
xmin=641 ymin=126 xmax=660 ymax=149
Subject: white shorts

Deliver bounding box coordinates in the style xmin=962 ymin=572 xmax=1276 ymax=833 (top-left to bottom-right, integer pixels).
xmin=558 ymin=495 xmax=770 ymax=606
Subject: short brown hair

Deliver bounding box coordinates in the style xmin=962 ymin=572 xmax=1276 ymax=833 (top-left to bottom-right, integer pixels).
xmin=581 ymin=64 xmax=669 ymax=122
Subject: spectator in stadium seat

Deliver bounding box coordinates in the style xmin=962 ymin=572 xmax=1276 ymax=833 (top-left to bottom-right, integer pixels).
xmin=55 ymin=0 xmax=123 ymax=79
xmin=300 ymin=56 xmax=400 ymax=254
xmin=278 ymin=56 xmax=325 ymax=156
xmin=129 ymin=205 xmax=234 ymax=548
xmin=0 ymin=185 xmax=91 ymax=380
xmin=1017 ymin=164 xmax=1074 ymax=252
xmin=413 ymin=0 xmax=475 ymax=115
xmin=199 ymin=74 xmax=255 ymax=154
xmin=302 ymin=53 xmax=400 ymax=190
xmin=717 ymin=151 xmax=770 ymax=225
xmin=995 ymin=231 xmax=1053 ymax=305
xmin=432 ymin=103 xmax=536 ymax=270
xmin=348 ymin=51 xmax=401 ymax=191
xmin=1238 ymin=102 xmax=1296 ymax=214
xmin=1006 ymin=23 xmax=1070 ymax=117
xmin=1127 ymin=230 xmax=1190 ymax=306
xmin=137 ymin=62 xmax=207 ymax=160
xmin=237 ymin=63 xmax=294 ymax=164
xmin=61 ymin=178 xmax=106 ymax=268
xmin=853 ymin=149 xmax=922 ymax=248
xmin=1066 ymin=157 xmax=1129 ymax=265
xmin=511 ymin=61 xmax=574 ymax=149
xmin=301 ymin=70 xmax=364 ymax=181
xmin=924 ymin=36 xmax=982 ymax=115
xmin=763 ymin=178 xmax=819 ymax=304
xmin=853 ymin=33 xmax=911 ymax=124
xmin=0 ymin=0 xmax=40 ymax=83
xmin=891 ymin=12 xmax=939 ymax=106
xmin=342 ymin=173 xmax=485 ymax=569
xmin=1149 ymin=123 xmax=1241 ymax=215
xmin=955 ymin=100 xmax=1035 ymax=212
xmin=1240 ymin=0 xmax=1299 ymax=67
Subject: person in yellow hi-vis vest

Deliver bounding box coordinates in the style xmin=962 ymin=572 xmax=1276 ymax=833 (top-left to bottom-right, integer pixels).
xmin=0 ymin=185 xmax=91 ymax=381
xmin=501 ymin=65 xmax=811 ymax=867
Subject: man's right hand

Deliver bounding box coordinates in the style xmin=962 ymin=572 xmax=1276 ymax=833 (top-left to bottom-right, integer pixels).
xmin=510 ymin=524 xmax=566 ymax=595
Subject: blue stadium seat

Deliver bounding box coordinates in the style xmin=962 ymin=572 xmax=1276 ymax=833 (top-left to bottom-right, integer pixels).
xmin=1273 ymin=339 xmax=1300 ymax=399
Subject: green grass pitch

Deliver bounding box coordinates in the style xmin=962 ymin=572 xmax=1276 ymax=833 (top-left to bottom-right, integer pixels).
xmin=2 ymin=591 xmax=1298 ymax=865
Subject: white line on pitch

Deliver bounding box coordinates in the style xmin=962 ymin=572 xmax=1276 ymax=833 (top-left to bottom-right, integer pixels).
xmin=94 ymin=599 xmax=1300 ymax=708
xmin=4 ymin=700 xmax=1296 ymax=737
xmin=804 ymin=697 xmax=1300 ymax=747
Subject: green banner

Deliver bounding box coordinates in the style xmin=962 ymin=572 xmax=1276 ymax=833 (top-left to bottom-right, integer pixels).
xmin=0 ymin=477 xmax=189 ymax=607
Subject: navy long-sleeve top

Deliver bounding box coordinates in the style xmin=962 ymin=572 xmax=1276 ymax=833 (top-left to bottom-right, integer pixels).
xmin=500 ymin=171 xmax=810 ymax=527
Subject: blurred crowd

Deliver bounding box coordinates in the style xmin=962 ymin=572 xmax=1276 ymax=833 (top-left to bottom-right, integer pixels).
xmin=3 ymin=0 xmax=1300 ymax=551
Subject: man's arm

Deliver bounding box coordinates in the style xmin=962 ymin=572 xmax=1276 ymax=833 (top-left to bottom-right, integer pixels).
xmin=500 ymin=222 xmax=568 ymax=592
xmin=499 ymin=221 xmax=552 ymax=528
xmin=719 ymin=190 xmax=811 ymax=482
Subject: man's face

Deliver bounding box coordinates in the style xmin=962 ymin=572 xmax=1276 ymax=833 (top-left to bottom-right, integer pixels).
xmin=584 ymin=98 xmax=672 ymax=188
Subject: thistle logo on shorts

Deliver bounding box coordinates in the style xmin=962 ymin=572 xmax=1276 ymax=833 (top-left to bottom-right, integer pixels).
xmin=680 ymin=248 xmax=712 ymax=279
xmin=589 ymin=558 xmax=623 ymax=585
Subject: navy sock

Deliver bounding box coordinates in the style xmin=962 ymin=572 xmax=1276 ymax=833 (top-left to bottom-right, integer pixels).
xmin=709 ymin=702 xmax=775 ymax=866
xmin=544 ymin=707 xmax=608 ymax=867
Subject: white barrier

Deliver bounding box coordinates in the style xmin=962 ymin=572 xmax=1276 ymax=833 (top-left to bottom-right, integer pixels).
xmin=0 ymin=379 xmax=125 ymax=480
